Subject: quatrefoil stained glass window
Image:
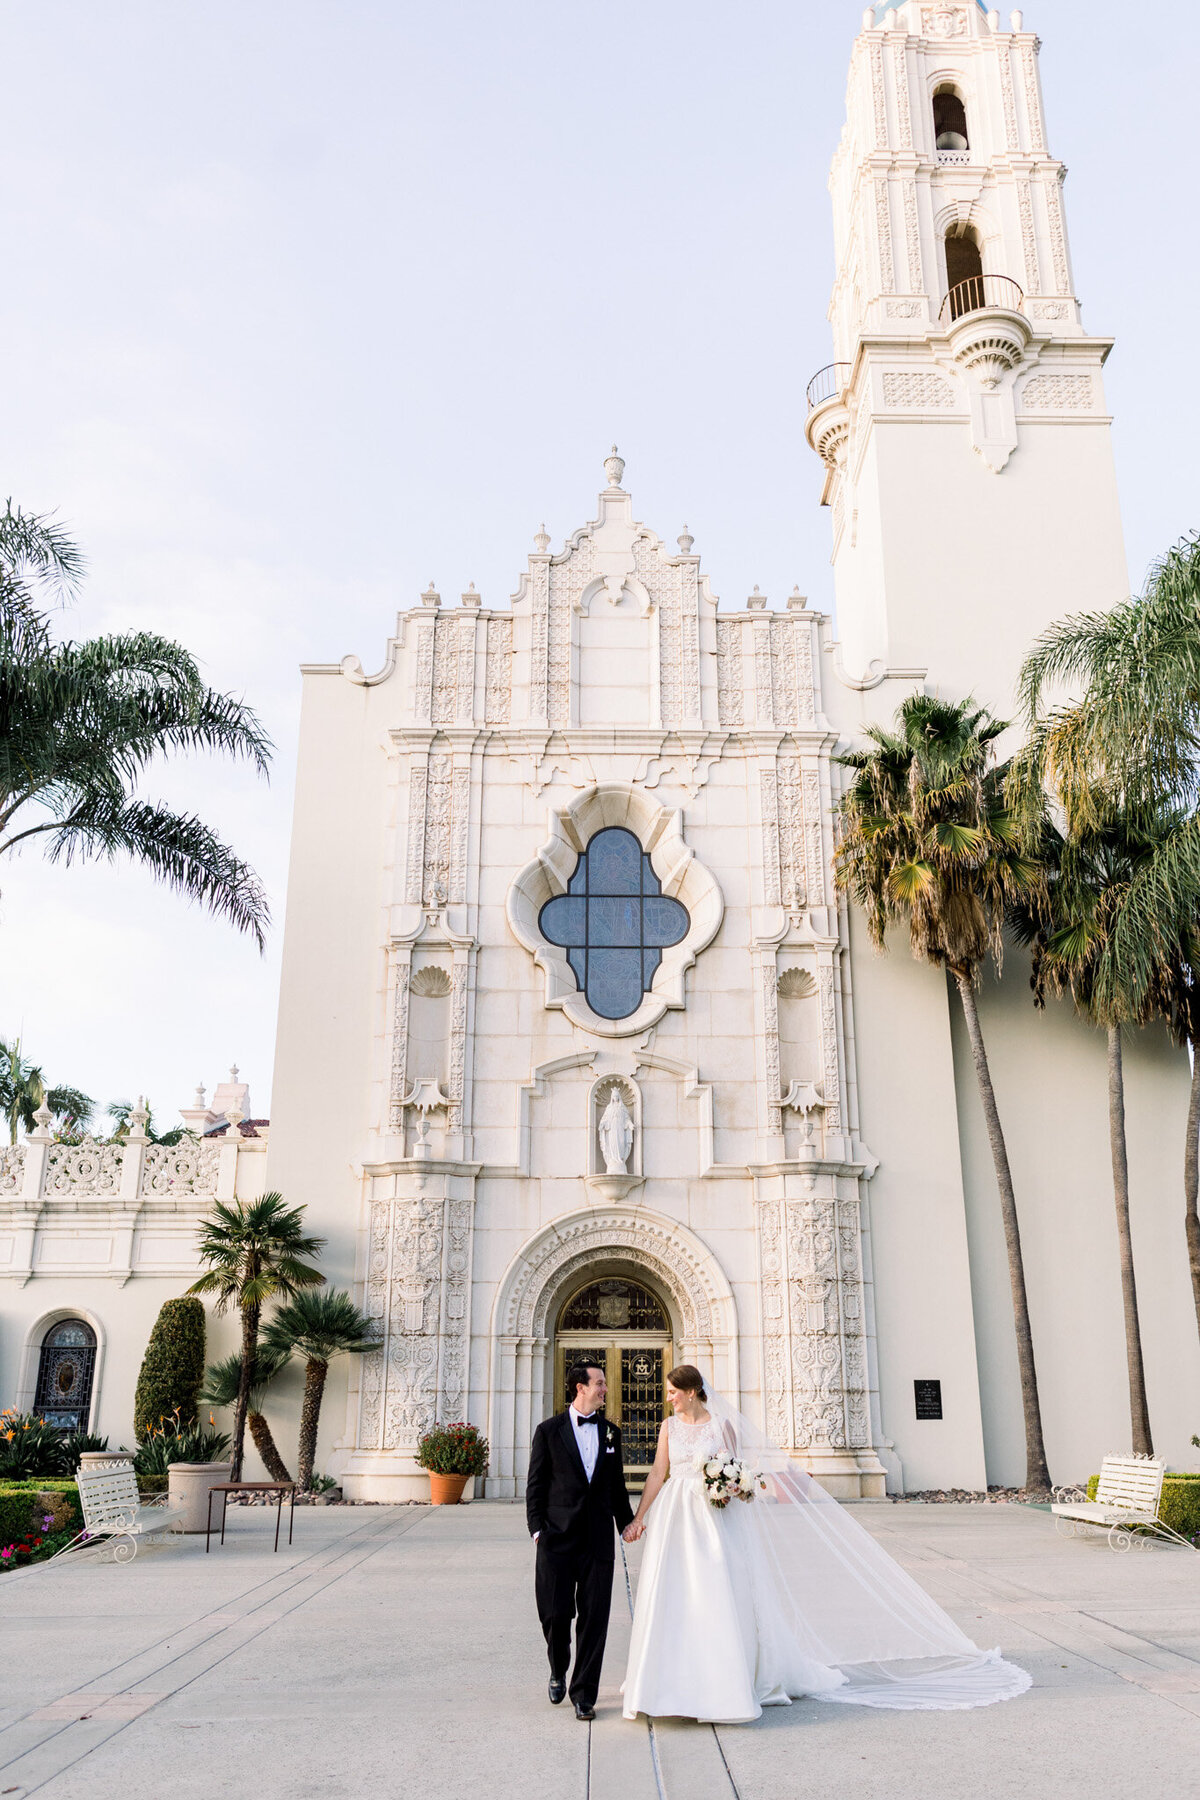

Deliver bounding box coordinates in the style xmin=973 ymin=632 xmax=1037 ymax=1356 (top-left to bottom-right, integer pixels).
xmin=538 ymin=827 xmax=690 ymax=1021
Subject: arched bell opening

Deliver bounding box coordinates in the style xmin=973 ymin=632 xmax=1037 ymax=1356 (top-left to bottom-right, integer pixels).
xmin=933 ymin=86 xmax=970 ymax=154
xmin=944 ymin=225 xmax=985 ymax=319
xmin=553 ymin=1268 xmax=675 ymax=1478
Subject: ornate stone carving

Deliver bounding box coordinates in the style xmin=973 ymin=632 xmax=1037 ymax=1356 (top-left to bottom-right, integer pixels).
xmin=890 ymin=38 xmax=912 ymax=148
xmin=501 ymin=1208 xmax=728 ymax=1342
xmin=755 ymin=1198 xmax=790 ymax=1444
xmin=874 ymin=178 xmax=895 ymax=292
xmin=484 ymin=617 xmax=512 ymax=724
xmin=776 ymin=754 xmax=807 ymax=913
xmin=358 ymin=1199 xmax=391 ymax=1447
xmin=447 ymin=962 xmax=469 ymax=1137
xmin=529 ymin=557 xmax=550 ymax=725
xmin=598 ymin=1089 xmax=635 ymax=1174
xmin=716 ymin=620 xmax=744 ymax=726
xmin=922 ymin=5 xmax=967 ymax=37
xmin=803 ymin=768 xmax=825 ymax=908
xmin=382 ymin=1196 xmax=444 ymax=1445
xmin=1020 ymin=374 xmax=1095 ymax=412
xmin=449 ymin=763 xmax=470 ymax=904
xmin=45 ymin=1137 xmax=123 ymax=1196
xmin=410 ymin=965 xmax=451 ymax=998
xmin=0 ymin=1145 xmax=26 ymax=1192
xmin=1045 ymin=180 xmax=1071 ymax=295
xmin=998 ymin=42 xmax=1020 ymax=149
xmin=141 ymin=1137 xmax=221 ymax=1197
xmin=546 ymin=537 xmax=594 ymax=728
xmin=413 ymin=620 xmax=435 ymax=726
xmin=762 ymin=960 xmax=783 ymax=1136
xmin=881 ymin=371 xmax=956 ymax=409
xmin=1018 ymin=42 xmax=1046 ymax=153
xmin=439 ymin=1195 xmax=472 ymax=1417
xmin=760 ymin=766 xmax=780 ymax=907
xmin=422 ymin=754 xmax=453 ymax=907
xmin=388 ymin=959 xmax=411 ymax=1131
xmin=432 ymin=614 xmax=476 ymax=725
xmin=902 ymin=179 xmax=921 ymax=294
xmin=869 ymin=39 xmax=888 ymax=148
xmin=819 ymin=967 xmax=843 ymax=1133
xmin=885 ymin=300 xmax=921 ymax=319
xmin=404 ymin=760 xmax=428 ymax=906
xmin=1017 ymin=178 xmax=1039 ymax=293
xmin=677 ymin=556 xmax=702 ymax=724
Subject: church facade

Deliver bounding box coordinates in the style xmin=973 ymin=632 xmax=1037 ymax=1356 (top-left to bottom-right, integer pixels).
xmin=5 ymin=3 xmax=1197 ymax=1497
xmin=268 ymin=4 xmax=1198 ymax=1501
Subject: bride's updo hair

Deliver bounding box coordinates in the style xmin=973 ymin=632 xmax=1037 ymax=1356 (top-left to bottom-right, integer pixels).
xmin=666 ymin=1364 xmax=707 ymax=1402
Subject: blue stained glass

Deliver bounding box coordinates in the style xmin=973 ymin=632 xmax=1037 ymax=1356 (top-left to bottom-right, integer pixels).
xmin=538 ymin=826 xmax=690 ymax=1020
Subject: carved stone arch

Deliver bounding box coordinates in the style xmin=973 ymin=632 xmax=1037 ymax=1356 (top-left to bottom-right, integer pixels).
xmin=576 ymin=574 xmax=653 ymax=619
xmin=486 ymin=1205 xmax=739 ymax=1496
xmin=506 ymin=783 xmax=724 ymax=1038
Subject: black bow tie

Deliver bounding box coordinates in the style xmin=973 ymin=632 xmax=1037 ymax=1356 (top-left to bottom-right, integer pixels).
xmin=575 ymin=1413 xmax=599 ymax=1424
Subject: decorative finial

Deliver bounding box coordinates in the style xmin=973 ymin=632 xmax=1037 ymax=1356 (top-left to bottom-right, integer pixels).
xmin=604 ymin=446 xmax=625 ymax=490
xmin=194 ymin=1084 xmax=206 ymax=1108
xmin=229 ymin=1063 xmax=239 ymax=1082
xmin=533 ymin=523 xmax=551 ymax=553
xmin=461 ymin=584 xmax=480 ymax=609
xmin=677 ymin=525 xmax=695 ymax=554
xmin=421 ymin=582 xmax=441 ymax=608
xmin=788 ymin=586 xmax=808 ymax=611
xmin=747 ymin=586 xmax=766 ymax=611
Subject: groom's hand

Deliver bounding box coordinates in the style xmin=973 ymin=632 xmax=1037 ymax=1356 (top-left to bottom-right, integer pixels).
xmin=622 ymin=1521 xmax=643 ymax=1542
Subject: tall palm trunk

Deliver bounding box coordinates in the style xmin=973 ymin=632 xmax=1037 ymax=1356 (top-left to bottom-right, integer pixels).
xmin=1107 ymin=1028 xmax=1153 ymax=1455
xmin=1186 ymin=1045 xmax=1200 ymax=1341
xmin=297 ymin=1357 xmax=329 ymax=1491
xmin=953 ymin=970 xmax=1052 ymax=1494
xmin=248 ymin=1410 xmax=292 ymax=1484
xmin=230 ymin=1299 xmax=260 ymax=1482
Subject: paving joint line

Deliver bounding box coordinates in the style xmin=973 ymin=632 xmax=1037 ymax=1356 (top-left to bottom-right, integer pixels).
xmin=0 ymin=1507 xmax=433 ymax=1795
xmin=0 ymin=1505 xmax=407 ymax=1743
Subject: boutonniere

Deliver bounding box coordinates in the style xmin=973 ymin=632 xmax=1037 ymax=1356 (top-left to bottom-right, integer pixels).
xmin=606 ymin=1426 xmax=615 ymax=1445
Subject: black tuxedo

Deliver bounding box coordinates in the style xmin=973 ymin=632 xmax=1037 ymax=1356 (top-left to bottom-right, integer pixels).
xmin=526 ymin=1409 xmax=634 ymax=1708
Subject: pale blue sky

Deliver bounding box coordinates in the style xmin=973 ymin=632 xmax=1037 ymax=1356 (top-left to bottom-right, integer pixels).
xmin=1 ymin=1 xmax=1194 ymax=1127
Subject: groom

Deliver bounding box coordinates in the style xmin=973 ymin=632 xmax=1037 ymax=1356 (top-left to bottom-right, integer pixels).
xmin=526 ymin=1359 xmax=636 ymax=1720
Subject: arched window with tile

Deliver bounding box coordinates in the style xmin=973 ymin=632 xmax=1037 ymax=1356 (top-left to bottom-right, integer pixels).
xmin=34 ymin=1318 xmax=97 ymax=1430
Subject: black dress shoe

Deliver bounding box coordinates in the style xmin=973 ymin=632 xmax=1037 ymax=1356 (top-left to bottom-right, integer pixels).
xmin=548 ymin=1677 xmax=566 ymax=1705
xmin=573 ymin=1700 xmax=596 ymax=1721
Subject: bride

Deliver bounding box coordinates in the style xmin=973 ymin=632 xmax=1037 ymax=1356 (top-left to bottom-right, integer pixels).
xmin=621 ymin=1365 xmax=1031 ymax=1724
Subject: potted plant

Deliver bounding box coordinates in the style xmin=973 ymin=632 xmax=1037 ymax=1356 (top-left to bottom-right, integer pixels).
xmin=416 ymin=1422 xmax=489 ymax=1505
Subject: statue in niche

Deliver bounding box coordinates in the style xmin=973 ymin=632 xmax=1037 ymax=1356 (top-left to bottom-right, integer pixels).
xmin=598 ymin=1088 xmax=635 ymax=1175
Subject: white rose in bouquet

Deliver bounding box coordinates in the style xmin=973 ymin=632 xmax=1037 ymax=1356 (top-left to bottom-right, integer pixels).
xmin=704 ymin=1459 xmax=723 ymax=1477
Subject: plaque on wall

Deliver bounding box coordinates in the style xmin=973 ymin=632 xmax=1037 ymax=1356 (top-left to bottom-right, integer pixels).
xmin=914 ymin=1379 xmax=943 ymax=1421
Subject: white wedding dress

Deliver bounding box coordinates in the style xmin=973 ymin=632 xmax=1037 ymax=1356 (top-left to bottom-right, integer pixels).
xmin=622 ymin=1415 xmax=847 ymax=1722
xmin=622 ymin=1404 xmax=1031 ymax=1721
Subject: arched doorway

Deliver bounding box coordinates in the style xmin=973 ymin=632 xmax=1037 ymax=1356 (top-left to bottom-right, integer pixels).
xmin=34 ymin=1318 xmax=97 ymax=1430
xmin=555 ymin=1275 xmax=673 ymax=1477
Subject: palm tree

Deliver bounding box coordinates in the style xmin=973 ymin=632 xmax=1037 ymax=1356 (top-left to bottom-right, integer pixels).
xmin=0 ymin=507 xmax=272 ymax=947
xmin=187 ymin=1195 xmax=326 ymax=1481
xmin=0 ymin=1037 xmax=93 ymax=1144
xmin=835 ymin=695 xmax=1052 ymax=1494
xmin=1011 ymin=802 xmax=1200 ymax=1456
xmin=1018 ymin=535 xmax=1200 ymax=1343
xmin=262 ymin=1290 xmax=380 ymax=1491
xmin=200 ymin=1348 xmax=293 ymax=1483
xmin=0 ymin=500 xmax=85 ymax=662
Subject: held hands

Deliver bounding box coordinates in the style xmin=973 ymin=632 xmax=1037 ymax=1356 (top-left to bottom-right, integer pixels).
xmin=622 ymin=1520 xmax=645 ymax=1543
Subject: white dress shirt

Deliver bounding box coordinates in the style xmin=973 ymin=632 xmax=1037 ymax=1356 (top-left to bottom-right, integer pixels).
xmin=570 ymin=1406 xmax=600 ymax=1481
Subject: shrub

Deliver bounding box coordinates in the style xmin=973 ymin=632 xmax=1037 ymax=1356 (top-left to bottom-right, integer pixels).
xmin=133 ymin=1410 xmax=230 ymax=1475
xmin=1086 ymin=1470 xmax=1200 ymax=1543
xmin=0 ymin=1411 xmax=109 ymax=1480
xmin=133 ymin=1297 xmax=207 ymax=1442
xmin=415 ymin=1422 xmax=489 ymax=1478
xmin=0 ymin=1481 xmax=83 ymax=1542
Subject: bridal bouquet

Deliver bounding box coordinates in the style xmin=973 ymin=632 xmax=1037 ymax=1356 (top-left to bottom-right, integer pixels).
xmin=703 ymin=1456 xmax=764 ymax=1509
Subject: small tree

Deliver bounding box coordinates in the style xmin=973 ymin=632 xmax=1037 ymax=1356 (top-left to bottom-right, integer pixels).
xmin=201 ymin=1349 xmax=292 ymax=1483
xmin=262 ymin=1290 xmax=380 ymax=1490
xmin=133 ymin=1296 xmax=207 ymax=1442
xmin=188 ymin=1194 xmax=325 ymax=1481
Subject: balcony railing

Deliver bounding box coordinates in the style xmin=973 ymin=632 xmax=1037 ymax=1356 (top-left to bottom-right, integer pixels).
xmin=937 ymin=149 xmax=973 ymax=166
xmin=805 ymin=362 xmax=852 ymax=412
xmin=939 ymin=274 xmax=1025 ymax=324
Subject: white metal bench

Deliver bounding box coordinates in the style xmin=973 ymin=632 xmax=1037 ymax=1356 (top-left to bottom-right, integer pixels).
xmin=1052 ymin=1454 xmax=1196 ymax=1552
xmin=55 ymin=1458 xmax=186 ymax=1563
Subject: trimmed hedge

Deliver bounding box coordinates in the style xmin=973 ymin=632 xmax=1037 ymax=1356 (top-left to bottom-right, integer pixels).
xmin=134 ymin=1297 xmax=206 ymax=1442
xmin=0 ymin=1481 xmax=82 ymax=1545
xmin=1087 ymin=1470 xmax=1200 ymax=1542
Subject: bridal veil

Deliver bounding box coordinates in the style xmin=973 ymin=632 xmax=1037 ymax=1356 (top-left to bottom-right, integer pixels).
xmin=704 ymin=1386 xmax=1031 ymax=1710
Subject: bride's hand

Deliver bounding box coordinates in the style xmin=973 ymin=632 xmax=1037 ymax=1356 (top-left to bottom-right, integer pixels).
xmin=623 ymin=1521 xmax=645 ymax=1542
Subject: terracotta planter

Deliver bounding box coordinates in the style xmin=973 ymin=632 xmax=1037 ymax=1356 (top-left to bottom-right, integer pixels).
xmin=427 ymin=1471 xmax=469 ymax=1506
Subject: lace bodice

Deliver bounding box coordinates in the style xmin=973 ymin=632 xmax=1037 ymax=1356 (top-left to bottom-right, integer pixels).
xmin=666 ymin=1413 xmax=726 ymax=1473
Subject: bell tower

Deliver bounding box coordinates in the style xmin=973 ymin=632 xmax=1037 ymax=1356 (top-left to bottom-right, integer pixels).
xmin=808 ymin=3 xmax=1129 ymax=712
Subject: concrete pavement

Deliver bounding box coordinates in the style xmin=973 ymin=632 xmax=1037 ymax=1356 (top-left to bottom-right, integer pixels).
xmin=1 ymin=1500 xmax=1198 ymax=1799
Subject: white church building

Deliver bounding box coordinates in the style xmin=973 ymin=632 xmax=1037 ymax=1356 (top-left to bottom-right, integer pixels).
xmin=4 ymin=2 xmax=1196 ymax=1499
